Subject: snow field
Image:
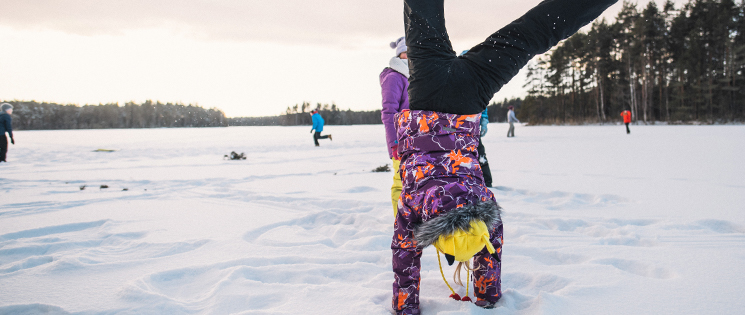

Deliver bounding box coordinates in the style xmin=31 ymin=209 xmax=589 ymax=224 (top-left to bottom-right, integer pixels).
xmin=0 ymin=124 xmax=743 ymax=314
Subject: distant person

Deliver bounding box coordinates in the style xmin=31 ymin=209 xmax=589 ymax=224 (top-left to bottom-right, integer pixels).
xmin=0 ymin=103 xmax=14 ymax=163
xmin=458 ymin=49 xmax=494 ymax=187
xmin=391 ymin=0 xmax=616 ymax=313
xmin=478 ymin=108 xmax=493 ymax=187
xmin=381 ymin=36 xmax=410 ymax=216
xmin=309 ymin=109 xmax=331 ymax=146
xmin=621 ymin=109 xmax=632 ymax=134
xmin=507 ymin=105 xmax=520 ymax=137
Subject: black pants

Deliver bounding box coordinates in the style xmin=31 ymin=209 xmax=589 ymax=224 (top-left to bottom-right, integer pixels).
xmin=0 ymin=135 xmax=7 ymax=162
xmin=405 ymin=0 xmax=617 ymax=115
xmin=313 ymin=132 xmax=329 ymax=146
xmin=477 ymin=137 xmax=493 ymax=187
xmin=625 ymin=123 xmax=630 ymax=134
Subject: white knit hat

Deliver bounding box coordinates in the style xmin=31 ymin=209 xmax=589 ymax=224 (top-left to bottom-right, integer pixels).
xmin=390 ymin=37 xmax=407 ymax=57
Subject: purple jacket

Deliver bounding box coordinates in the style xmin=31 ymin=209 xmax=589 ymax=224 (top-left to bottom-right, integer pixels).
xmin=380 ymin=68 xmax=409 ymax=158
xmin=391 ymin=110 xmax=503 ymax=314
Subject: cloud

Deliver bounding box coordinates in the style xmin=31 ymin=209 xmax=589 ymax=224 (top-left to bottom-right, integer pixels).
xmin=0 ymin=1 xmax=689 ymax=47
xmin=0 ymin=0 xmax=403 ymax=45
xmin=1 ymin=0 xmax=606 ymax=47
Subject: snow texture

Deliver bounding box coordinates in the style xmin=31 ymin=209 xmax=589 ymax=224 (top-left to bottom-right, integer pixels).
xmin=0 ymin=124 xmax=744 ymax=314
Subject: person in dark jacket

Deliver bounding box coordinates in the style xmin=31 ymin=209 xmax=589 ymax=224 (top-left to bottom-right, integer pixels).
xmin=309 ymin=109 xmax=331 ymax=146
xmin=458 ymin=49 xmax=494 ymax=188
xmin=391 ymin=0 xmax=617 ymax=313
xmin=457 ymin=49 xmax=494 ymax=187
xmin=478 ymin=108 xmax=493 ymax=187
xmin=0 ymin=103 xmax=14 ymax=163
xmin=381 ymin=36 xmax=410 ymax=216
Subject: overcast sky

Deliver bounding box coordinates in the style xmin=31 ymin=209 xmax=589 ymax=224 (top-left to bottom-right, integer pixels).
xmin=0 ymin=0 xmax=681 ymax=117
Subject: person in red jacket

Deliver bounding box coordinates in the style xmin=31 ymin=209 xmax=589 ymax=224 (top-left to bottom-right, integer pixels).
xmin=621 ymin=110 xmax=632 ymax=134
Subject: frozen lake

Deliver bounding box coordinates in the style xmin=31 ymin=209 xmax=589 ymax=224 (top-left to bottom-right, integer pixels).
xmin=1 ymin=124 xmax=744 ymax=314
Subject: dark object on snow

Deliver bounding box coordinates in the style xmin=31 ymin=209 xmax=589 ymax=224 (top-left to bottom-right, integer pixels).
xmin=372 ymin=164 xmax=391 ymax=172
xmin=224 ymin=151 xmax=246 ymax=160
xmin=79 ymin=185 xmax=86 ymax=190
xmin=100 ymin=185 xmax=109 ymax=189
xmin=122 ymin=188 xmax=128 ymax=191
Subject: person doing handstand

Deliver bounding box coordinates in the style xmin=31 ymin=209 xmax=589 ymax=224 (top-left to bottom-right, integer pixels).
xmin=391 ymin=0 xmax=618 ymax=313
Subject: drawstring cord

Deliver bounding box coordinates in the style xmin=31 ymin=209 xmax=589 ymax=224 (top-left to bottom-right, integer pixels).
xmin=436 ymin=249 xmax=457 ymax=299
xmin=466 ymin=269 xmax=470 ymax=301
xmin=436 ymin=249 xmax=472 ymax=302
xmin=434 ymin=225 xmax=496 ymax=303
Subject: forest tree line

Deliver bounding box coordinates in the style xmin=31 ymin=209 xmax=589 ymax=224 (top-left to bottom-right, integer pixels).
xmin=230 ymin=102 xmax=383 ymax=126
xmin=520 ymin=0 xmax=745 ymax=124
xmin=228 ymin=99 xmax=523 ymax=127
xmin=3 ymin=100 xmax=228 ymax=130
xmin=4 ymin=98 xmax=522 ymax=129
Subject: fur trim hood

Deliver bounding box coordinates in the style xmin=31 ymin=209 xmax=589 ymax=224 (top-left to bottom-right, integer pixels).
xmin=414 ymin=200 xmax=501 ymax=249
xmin=389 ymin=57 xmax=410 ymax=78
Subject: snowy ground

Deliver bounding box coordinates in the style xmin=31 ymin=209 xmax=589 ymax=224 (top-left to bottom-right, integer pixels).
xmin=0 ymin=124 xmax=743 ymax=315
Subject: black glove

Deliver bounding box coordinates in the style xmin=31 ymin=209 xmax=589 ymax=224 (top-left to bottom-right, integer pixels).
xmin=10 ymin=138 xmax=14 ymax=145
xmin=310 ymin=129 xmax=314 ymax=133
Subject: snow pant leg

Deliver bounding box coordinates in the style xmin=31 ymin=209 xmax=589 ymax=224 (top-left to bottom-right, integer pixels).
xmin=0 ymin=135 xmax=6 ymax=161
xmin=456 ymin=0 xmax=619 ymax=113
xmin=472 ymin=223 xmax=503 ymax=304
xmin=405 ymin=0 xmax=617 ymax=115
xmin=391 ymin=158 xmax=403 ymax=218
xmin=508 ymin=122 xmax=515 ymax=137
xmin=625 ymin=123 xmax=630 ymax=134
xmin=477 ymin=138 xmax=492 ymax=187
xmin=403 ymin=0 xmax=460 ymax=113
xmin=392 ymin=205 xmax=422 ymax=314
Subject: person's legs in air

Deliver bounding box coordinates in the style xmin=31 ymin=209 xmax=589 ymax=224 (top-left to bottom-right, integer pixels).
xmin=406 ymin=0 xmax=618 ymax=115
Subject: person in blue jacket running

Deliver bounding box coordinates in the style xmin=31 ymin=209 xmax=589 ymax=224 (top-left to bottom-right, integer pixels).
xmin=310 ymin=109 xmax=332 ymax=146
